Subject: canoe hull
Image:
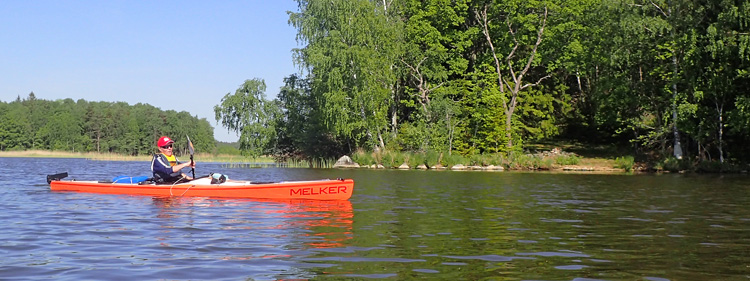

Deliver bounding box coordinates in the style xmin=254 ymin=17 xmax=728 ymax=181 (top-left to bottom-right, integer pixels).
xmin=50 ymin=178 xmax=354 ymax=200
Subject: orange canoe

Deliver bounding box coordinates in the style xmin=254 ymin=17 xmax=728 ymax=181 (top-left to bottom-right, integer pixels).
xmin=49 ymin=177 xmax=354 ymax=200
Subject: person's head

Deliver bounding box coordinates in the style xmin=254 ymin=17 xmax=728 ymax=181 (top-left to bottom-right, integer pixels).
xmin=157 ymin=136 xmax=175 ymax=156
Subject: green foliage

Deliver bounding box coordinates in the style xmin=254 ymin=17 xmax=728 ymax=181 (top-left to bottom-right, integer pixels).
xmin=290 ymin=0 xmax=401 ymax=150
xmin=555 ymin=154 xmax=581 ymax=166
xmin=215 ymin=144 xmax=241 ymax=156
xmin=382 ymin=150 xmax=406 ymax=168
xmin=425 ymin=151 xmax=442 ymax=167
xmin=695 ymin=160 xmax=744 ymax=173
xmin=0 ymin=104 xmax=31 ymax=150
xmin=408 ymin=152 xmax=427 ymax=167
xmin=464 ymin=153 xmax=503 ymax=166
xmin=214 ymin=78 xmax=280 ymax=158
xmin=351 ymin=149 xmax=376 ymax=166
xmin=506 ymin=151 xmax=548 ymax=170
xmin=394 ymin=122 xmax=428 ymax=152
xmin=696 ymin=160 xmax=722 ymax=173
xmin=442 ymin=153 xmax=467 ymax=168
xmin=658 ymin=157 xmax=691 ymax=172
xmin=272 ymin=74 xmax=349 ymax=161
xmin=614 ymin=156 xmax=635 ymax=172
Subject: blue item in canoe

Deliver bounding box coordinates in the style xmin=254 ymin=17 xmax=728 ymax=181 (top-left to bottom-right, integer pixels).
xmin=112 ymin=176 xmax=150 ymax=184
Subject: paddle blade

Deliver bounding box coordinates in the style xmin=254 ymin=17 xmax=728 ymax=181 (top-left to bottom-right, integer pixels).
xmin=47 ymin=172 xmax=68 ymax=184
xmin=186 ymin=135 xmax=194 ymax=155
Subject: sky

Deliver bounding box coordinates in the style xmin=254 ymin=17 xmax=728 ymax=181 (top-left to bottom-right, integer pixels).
xmin=0 ymin=1 xmax=301 ymax=142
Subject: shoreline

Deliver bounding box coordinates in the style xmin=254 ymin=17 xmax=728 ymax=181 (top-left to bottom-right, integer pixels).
xmin=338 ymin=162 xmax=629 ymax=173
xmin=0 ymin=150 xmax=274 ymax=163
xmin=1 ymin=150 xmax=627 ymax=173
xmin=9 ymin=150 xmax=736 ymax=174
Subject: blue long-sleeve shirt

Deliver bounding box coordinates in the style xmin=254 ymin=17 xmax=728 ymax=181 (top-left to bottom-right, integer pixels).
xmin=151 ymin=154 xmax=182 ymax=182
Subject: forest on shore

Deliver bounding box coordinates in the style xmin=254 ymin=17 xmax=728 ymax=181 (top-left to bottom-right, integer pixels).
xmin=213 ymin=0 xmax=750 ymax=168
xmin=2 ymin=1 xmax=749 ymax=171
xmin=0 ymin=93 xmax=216 ymax=156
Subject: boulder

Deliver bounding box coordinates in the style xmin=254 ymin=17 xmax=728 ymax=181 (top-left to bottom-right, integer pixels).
xmin=431 ymin=164 xmax=447 ymax=170
xmin=333 ymin=156 xmax=360 ymax=168
xmin=416 ymin=164 xmax=428 ymax=170
xmin=451 ymin=164 xmax=467 ymax=170
xmin=398 ymin=163 xmax=410 ymax=170
xmin=562 ymin=165 xmax=595 ymax=171
xmin=486 ymin=165 xmax=505 ymax=171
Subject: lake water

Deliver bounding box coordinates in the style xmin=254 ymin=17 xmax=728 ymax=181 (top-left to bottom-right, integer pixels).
xmin=1 ymin=157 xmax=749 ymax=280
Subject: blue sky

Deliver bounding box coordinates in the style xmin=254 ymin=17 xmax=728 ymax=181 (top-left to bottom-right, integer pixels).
xmin=0 ymin=1 xmax=301 ymax=142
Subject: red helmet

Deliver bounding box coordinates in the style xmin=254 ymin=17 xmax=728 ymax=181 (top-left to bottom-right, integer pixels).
xmin=157 ymin=136 xmax=174 ymax=147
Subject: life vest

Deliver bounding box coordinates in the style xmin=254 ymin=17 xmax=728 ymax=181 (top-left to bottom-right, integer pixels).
xmin=162 ymin=153 xmax=178 ymax=166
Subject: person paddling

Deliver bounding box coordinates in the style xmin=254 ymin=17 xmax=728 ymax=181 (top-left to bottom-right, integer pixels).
xmin=151 ymin=136 xmax=196 ymax=183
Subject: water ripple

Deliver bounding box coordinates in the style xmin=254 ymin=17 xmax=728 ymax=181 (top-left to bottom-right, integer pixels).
xmin=3 ymin=159 xmax=750 ymax=280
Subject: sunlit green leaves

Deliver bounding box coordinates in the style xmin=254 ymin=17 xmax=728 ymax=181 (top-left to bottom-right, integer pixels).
xmin=214 ymin=78 xmax=279 ymax=157
xmin=290 ymin=0 xmax=400 ymax=150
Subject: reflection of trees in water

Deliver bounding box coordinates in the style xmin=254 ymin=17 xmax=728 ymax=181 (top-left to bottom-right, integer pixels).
xmin=151 ymin=197 xmax=353 ymax=249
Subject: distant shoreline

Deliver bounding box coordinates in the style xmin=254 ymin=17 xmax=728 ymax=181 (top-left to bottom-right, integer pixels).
xmin=0 ymin=150 xmax=274 ymax=163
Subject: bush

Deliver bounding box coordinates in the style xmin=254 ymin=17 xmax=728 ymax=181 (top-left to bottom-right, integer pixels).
xmin=696 ymin=160 xmax=743 ymax=173
xmin=508 ymin=153 xmax=542 ymax=170
xmin=614 ymin=156 xmax=634 ymax=172
xmin=555 ymin=155 xmax=580 ymax=166
xmin=442 ymin=153 xmax=467 ymax=168
xmin=696 ymin=160 xmax=723 ymax=173
xmin=538 ymin=157 xmax=554 ymax=170
xmin=409 ymin=152 xmax=427 ymax=167
xmin=487 ymin=154 xmax=504 ymax=166
xmin=468 ymin=153 xmax=484 ymax=166
xmin=464 ymin=153 xmax=504 ymax=166
xmin=660 ymin=157 xmax=691 ymax=172
xmin=351 ymin=149 xmax=375 ymax=165
xmin=383 ymin=151 xmax=405 ymax=168
xmin=425 ymin=151 xmax=442 ymax=167
xmin=215 ymin=144 xmax=241 ymax=155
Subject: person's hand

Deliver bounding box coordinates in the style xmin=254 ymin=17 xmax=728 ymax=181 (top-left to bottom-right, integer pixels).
xmin=179 ymin=161 xmax=194 ymax=170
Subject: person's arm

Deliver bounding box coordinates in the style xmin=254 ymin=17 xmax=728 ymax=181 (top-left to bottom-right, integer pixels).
xmin=170 ymin=157 xmax=193 ymax=172
xmin=171 ymin=161 xmax=194 ymax=173
xmin=171 ymin=157 xmax=196 ymax=179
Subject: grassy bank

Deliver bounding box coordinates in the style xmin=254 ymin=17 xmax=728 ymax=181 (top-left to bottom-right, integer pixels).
xmin=349 ymin=148 xmax=629 ymax=173
xmin=0 ymin=147 xmax=629 ymax=172
xmin=4 ymin=144 xmax=743 ymax=173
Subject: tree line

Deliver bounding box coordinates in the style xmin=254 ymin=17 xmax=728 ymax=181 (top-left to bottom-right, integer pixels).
xmin=0 ymin=93 xmax=215 ymax=156
xmin=215 ymin=0 xmax=750 ymax=165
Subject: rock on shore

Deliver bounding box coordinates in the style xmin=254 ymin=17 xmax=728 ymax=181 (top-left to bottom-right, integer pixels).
xmin=333 ymin=156 xmax=360 ymax=168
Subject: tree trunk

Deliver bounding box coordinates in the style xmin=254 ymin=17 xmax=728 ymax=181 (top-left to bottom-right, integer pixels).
xmin=476 ymin=5 xmax=549 ymax=150
xmin=505 ymin=107 xmax=514 ymax=148
xmin=670 ymin=6 xmax=683 ymax=160
xmin=717 ymin=101 xmax=724 ymax=163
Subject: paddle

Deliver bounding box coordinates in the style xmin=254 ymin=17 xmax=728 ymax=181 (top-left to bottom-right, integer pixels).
xmin=186 ymin=135 xmax=195 ymax=179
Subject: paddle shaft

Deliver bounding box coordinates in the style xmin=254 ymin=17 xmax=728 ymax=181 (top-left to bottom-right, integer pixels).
xmin=190 ymin=154 xmax=195 ymax=178
xmin=187 ymin=135 xmax=196 ymax=179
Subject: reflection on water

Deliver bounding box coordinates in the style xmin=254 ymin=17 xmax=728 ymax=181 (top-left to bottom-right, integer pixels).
xmin=2 ymin=158 xmax=750 ymax=280
xmin=151 ymin=197 xmax=353 ymax=249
